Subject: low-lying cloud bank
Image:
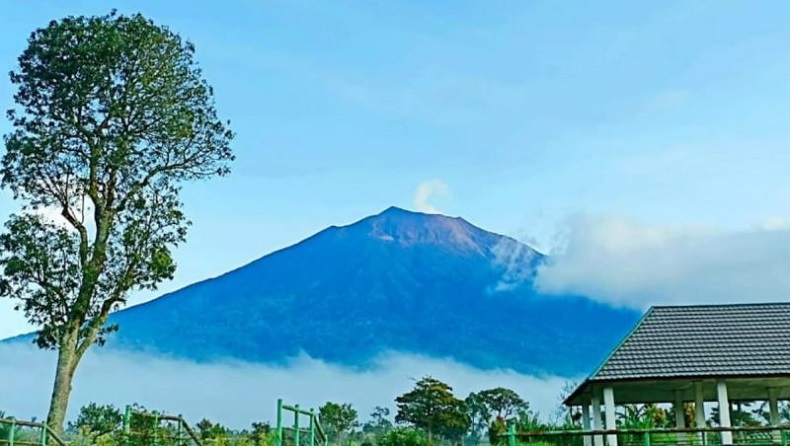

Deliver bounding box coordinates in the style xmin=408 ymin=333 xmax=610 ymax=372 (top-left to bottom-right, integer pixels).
xmin=0 ymin=343 xmax=572 ymax=429
xmin=532 ymin=214 xmax=790 ymax=309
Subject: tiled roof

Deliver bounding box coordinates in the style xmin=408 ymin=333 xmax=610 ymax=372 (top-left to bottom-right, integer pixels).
xmin=590 ymin=303 xmax=790 ymax=381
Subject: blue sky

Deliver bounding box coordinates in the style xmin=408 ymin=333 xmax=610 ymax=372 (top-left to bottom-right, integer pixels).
xmin=2 ymin=1 xmax=790 ymax=336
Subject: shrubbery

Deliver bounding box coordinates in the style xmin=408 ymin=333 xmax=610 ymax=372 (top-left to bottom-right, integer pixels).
xmin=376 ymin=428 xmax=434 ymax=446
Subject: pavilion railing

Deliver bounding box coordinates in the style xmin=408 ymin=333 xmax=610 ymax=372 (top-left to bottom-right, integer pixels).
xmin=499 ymin=424 xmax=790 ymax=446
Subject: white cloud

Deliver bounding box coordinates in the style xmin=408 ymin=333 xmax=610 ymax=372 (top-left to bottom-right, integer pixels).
xmin=533 ymin=214 xmax=790 ymax=309
xmin=413 ymin=179 xmax=451 ymax=214
xmin=755 ymin=217 xmax=790 ymax=231
xmin=0 ymin=344 xmax=571 ymax=430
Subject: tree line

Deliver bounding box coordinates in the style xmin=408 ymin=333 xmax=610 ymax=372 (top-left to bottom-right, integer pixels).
xmin=21 ymin=375 xmax=549 ymax=446
xmin=5 ymin=375 xmax=790 ymax=446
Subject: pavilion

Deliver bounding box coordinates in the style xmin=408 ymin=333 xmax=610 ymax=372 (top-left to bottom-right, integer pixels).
xmin=564 ymin=303 xmax=790 ymax=446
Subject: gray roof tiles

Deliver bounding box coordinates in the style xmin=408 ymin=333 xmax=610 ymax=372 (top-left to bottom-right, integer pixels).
xmin=589 ymin=303 xmax=790 ymax=381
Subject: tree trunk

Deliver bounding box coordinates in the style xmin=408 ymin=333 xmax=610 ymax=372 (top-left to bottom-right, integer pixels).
xmin=46 ymin=338 xmax=79 ymax=436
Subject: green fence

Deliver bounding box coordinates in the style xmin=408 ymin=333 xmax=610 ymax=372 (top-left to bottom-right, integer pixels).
xmin=500 ymin=425 xmax=790 ymax=446
xmin=123 ymin=406 xmax=203 ymax=446
xmin=275 ymin=400 xmax=327 ymax=446
xmin=0 ymin=418 xmax=66 ymax=446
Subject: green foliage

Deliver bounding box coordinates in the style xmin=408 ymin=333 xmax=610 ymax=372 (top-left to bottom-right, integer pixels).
xmin=514 ymin=442 xmax=555 ymax=446
xmin=0 ymin=412 xmax=21 ymax=442
xmin=514 ymin=408 xmax=548 ymax=432
xmin=477 ymin=388 xmax=528 ymax=420
xmin=319 ymin=402 xmax=359 ymax=444
xmin=752 ymin=400 xmax=790 ymax=424
xmin=465 ymin=392 xmax=489 ymax=443
xmin=394 ymin=376 xmax=470 ymax=443
xmin=468 ymin=387 xmax=530 ymax=444
xmin=60 ymin=402 xmax=278 ymax=446
xmin=709 ymin=402 xmax=761 ymax=428
xmin=249 ymin=421 xmax=273 ymax=445
xmin=376 ymin=428 xmax=434 ymax=446
xmin=1 ymin=8 xmax=235 ymax=351
xmin=618 ymin=404 xmax=669 ymax=429
xmin=197 ymin=418 xmax=230 ymax=440
xmin=362 ymin=406 xmax=392 ymax=437
xmin=488 ymin=417 xmax=508 ymax=445
xmin=67 ymin=402 xmax=123 ymax=436
xmin=0 ymin=8 xmax=234 ymax=431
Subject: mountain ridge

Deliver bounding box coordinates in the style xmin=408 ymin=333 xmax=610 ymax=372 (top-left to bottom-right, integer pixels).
xmin=4 ymin=206 xmax=638 ymax=377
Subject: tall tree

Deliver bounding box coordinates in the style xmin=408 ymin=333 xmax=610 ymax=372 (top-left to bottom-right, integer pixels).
xmin=0 ymin=11 xmax=234 ymax=433
xmin=465 ymin=392 xmax=490 ymax=445
xmin=477 ymin=387 xmax=528 ymax=420
xmin=394 ymin=376 xmax=470 ymax=443
xmin=319 ymin=402 xmax=359 ymax=445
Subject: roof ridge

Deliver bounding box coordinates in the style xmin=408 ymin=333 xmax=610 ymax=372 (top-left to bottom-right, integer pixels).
xmin=653 ymin=302 xmax=790 ymax=309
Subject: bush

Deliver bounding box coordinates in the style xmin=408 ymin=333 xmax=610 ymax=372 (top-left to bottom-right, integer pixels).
xmin=376 ymin=428 xmax=433 ymax=446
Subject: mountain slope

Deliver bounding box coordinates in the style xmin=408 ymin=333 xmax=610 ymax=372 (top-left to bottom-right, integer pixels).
xmin=9 ymin=207 xmax=641 ymax=377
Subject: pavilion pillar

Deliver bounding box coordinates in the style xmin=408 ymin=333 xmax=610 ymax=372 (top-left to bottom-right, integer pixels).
xmin=695 ymin=382 xmax=706 ymax=444
xmin=674 ymin=390 xmax=686 ymax=428
xmin=582 ymin=402 xmax=592 ymax=446
xmin=768 ymin=388 xmax=780 ymax=442
xmin=592 ymin=394 xmax=604 ymax=446
xmin=603 ymin=386 xmax=618 ymax=446
xmin=769 ymin=388 xmax=780 ymax=426
xmin=717 ymin=380 xmax=733 ymax=445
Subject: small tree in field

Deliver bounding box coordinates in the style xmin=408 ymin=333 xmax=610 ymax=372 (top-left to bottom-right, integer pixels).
xmin=0 ymin=11 xmax=234 ymax=433
xmin=395 ymin=376 xmax=469 ymax=444
xmin=319 ymin=402 xmax=359 ymax=445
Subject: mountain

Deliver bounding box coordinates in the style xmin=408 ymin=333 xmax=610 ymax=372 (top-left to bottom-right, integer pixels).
xmin=8 ymin=207 xmax=640 ymax=377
